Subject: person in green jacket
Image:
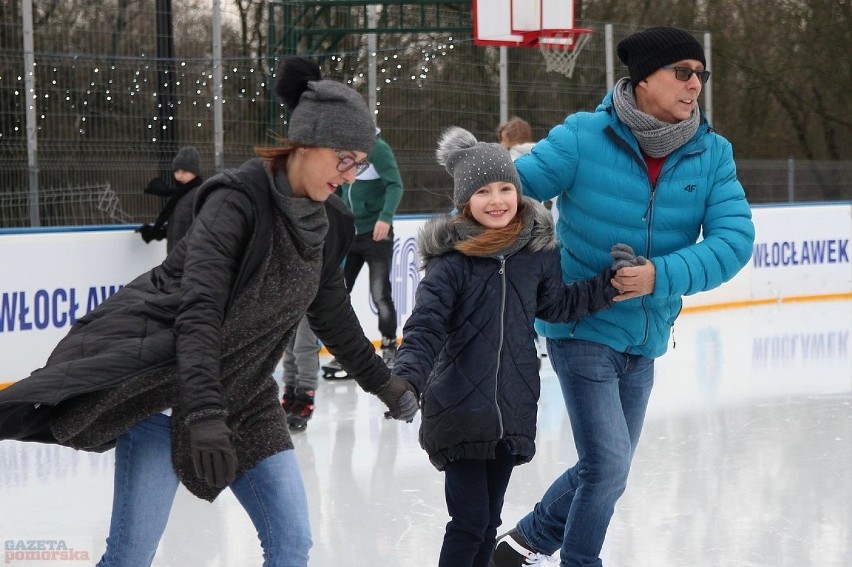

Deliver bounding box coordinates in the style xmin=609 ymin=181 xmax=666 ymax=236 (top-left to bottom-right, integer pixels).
xmin=332 ymin=129 xmax=404 ymax=371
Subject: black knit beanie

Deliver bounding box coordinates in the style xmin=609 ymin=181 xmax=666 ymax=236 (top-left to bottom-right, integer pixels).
xmin=436 ymin=126 xmax=522 ymax=208
xmin=172 ymin=146 xmax=201 ymax=175
xmin=617 ymin=26 xmax=706 ymax=85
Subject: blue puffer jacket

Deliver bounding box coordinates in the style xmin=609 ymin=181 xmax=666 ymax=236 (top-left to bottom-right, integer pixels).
xmin=394 ymin=199 xmax=616 ymax=470
xmin=517 ymin=91 xmax=755 ymax=358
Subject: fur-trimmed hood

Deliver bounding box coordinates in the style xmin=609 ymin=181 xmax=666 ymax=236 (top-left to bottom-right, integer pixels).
xmin=417 ymin=197 xmax=556 ymax=268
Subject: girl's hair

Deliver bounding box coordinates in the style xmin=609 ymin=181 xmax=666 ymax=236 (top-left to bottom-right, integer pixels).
xmin=453 ymin=199 xmax=527 ymax=256
xmin=254 ymin=137 xmax=300 ymax=175
xmin=497 ymin=117 xmax=533 ymax=147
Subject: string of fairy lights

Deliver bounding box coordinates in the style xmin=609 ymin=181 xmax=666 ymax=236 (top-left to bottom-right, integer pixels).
xmin=0 ymin=38 xmax=462 ymax=143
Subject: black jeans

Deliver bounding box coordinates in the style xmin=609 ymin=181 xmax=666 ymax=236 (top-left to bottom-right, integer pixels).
xmin=439 ymin=443 xmax=516 ymax=567
xmin=343 ymin=229 xmax=397 ymax=340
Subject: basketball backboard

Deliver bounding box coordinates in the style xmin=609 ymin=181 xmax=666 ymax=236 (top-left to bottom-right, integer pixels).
xmin=473 ymin=0 xmax=577 ymax=47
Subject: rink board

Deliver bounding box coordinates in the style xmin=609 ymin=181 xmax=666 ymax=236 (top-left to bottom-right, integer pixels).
xmin=1 ymin=202 xmax=850 ymax=384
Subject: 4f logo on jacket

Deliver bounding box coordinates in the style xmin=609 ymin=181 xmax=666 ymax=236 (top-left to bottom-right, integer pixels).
xmin=684 ymin=184 xmax=697 ymax=193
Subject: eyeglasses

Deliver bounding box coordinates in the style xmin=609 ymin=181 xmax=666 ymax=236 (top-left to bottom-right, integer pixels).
xmin=661 ymin=65 xmax=711 ymax=84
xmin=334 ymin=150 xmax=370 ymax=175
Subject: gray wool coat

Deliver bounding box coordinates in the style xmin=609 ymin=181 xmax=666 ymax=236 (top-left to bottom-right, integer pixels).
xmin=0 ymin=158 xmax=390 ymax=501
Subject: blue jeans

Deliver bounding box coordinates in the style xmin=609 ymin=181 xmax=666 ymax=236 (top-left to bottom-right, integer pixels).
xmin=343 ymin=230 xmax=397 ymax=340
xmin=97 ymin=413 xmax=311 ymax=567
xmin=516 ymin=339 xmax=654 ymax=567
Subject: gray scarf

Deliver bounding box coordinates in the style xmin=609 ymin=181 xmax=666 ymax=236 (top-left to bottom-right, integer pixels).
xmin=611 ymin=77 xmax=699 ymax=158
xmin=267 ymin=167 xmax=328 ymax=249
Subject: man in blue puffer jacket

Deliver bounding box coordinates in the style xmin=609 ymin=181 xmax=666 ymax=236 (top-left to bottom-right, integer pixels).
xmin=492 ymin=27 xmax=755 ymax=567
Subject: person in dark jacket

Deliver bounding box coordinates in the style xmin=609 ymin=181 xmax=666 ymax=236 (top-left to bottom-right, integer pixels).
xmin=390 ymin=127 xmax=634 ymax=567
xmin=137 ymin=145 xmax=204 ymax=252
xmin=0 ymin=57 xmax=417 ymax=567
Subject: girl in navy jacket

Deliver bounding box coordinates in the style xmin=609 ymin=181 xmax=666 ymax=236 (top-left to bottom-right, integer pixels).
xmin=392 ymin=127 xmax=635 ymax=567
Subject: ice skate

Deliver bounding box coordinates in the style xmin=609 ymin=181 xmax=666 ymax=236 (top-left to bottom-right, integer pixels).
xmin=285 ymin=389 xmax=315 ymax=431
xmin=321 ymin=358 xmax=349 ymax=380
xmin=381 ymin=337 xmax=398 ymax=370
xmin=281 ymin=385 xmax=295 ymax=412
xmin=491 ymin=529 xmax=557 ymax=566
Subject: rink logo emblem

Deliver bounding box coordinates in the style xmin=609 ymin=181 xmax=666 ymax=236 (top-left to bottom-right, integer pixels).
xmin=752 ymin=239 xmax=849 ymax=267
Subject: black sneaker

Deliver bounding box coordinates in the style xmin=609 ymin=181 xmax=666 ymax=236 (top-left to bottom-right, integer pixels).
xmin=491 ymin=529 xmax=556 ymax=566
xmin=286 ymin=389 xmax=315 ymax=431
xmin=381 ymin=337 xmax=397 ymax=370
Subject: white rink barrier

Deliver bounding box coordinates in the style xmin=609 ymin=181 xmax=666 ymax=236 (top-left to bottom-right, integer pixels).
xmin=1 ymin=203 xmax=850 ymax=384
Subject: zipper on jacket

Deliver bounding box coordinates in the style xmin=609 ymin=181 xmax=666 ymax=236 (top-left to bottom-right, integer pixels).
xmin=642 ymin=187 xmax=656 ymax=222
xmin=633 ymin=154 xmax=661 ymax=347
xmin=495 ymin=257 xmax=507 ymax=439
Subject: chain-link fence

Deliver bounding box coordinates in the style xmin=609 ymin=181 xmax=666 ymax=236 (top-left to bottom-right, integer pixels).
xmin=1 ymin=4 xmax=849 ymax=228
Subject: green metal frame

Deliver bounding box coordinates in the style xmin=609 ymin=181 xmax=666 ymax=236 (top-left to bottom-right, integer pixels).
xmin=266 ymin=1 xmax=472 ymax=130
xmin=268 ymin=1 xmax=470 ymax=58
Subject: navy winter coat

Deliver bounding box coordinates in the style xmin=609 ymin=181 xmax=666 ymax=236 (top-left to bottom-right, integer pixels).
xmin=393 ymin=199 xmax=616 ymax=470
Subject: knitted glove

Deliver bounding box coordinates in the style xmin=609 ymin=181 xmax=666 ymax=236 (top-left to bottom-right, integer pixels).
xmin=610 ymin=243 xmax=647 ymax=271
xmin=188 ymin=417 xmax=238 ymax=489
xmin=376 ymin=375 xmax=419 ymax=422
xmin=136 ymin=223 xmax=167 ymax=243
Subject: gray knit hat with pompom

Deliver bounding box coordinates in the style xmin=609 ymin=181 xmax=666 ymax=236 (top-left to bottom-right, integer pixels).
xmin=436 ymin=126 xmax=522 ymax=207
xmin=275 ymin=57 xmax=375 ymax=154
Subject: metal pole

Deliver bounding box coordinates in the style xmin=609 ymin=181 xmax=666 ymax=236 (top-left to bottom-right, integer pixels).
xmin=368 ymin=5 xmax=377 ymax=121
xmin=155 ymin=0 xmax=177 ymax=175
xmin=605 ymin=24 xmax=614 ymax=92
xmin=499 ymin=46 xmax=508 ymax=125
xmin=213 ymin=0 xmax=224 ymax=171
xmin=787 ymin=157 xmax=795 ymax=202
xmin=703 ymin=32 xmax=713 ymax=126
xmin=23 ymin=0 xmax=39 ymax=226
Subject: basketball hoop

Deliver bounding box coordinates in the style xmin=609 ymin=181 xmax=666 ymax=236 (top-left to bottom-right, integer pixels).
xmin=538 ymin=29 xmax=592 ymax=78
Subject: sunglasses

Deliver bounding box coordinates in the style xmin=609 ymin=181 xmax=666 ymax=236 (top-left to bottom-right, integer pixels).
xmin=334 ymin=150 xmax=370 ymax=175
xmin=661 ymin=65 xmax=711 ymax=84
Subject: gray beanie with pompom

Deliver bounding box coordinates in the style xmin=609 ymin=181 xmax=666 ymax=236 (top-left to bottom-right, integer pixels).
xmin=275 ymin=57 xmax=375 ymax=154
xmin=436 ymin=126 xmax=522 ymax=207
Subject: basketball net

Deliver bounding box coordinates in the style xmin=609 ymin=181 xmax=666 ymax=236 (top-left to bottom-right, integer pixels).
xmin=538 ymin=30 xmax=592 ymax=78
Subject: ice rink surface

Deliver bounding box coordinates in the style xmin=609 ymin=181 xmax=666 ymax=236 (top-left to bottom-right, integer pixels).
xmin=2 ymin=300 xmax=850 ymax=566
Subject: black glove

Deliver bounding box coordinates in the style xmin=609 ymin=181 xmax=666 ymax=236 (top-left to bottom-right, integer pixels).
xmin=144 ymin=177 xmax=174 ymax=197
xmin=376 ymin=375 xmax=419 ymax=422
xmin=188 ymin=416 xmax=238 ymax=489
xmin=136 ymin=223 xmax=167 ymax=243
xmin=610 ymin=243 xmax=647 ymax=271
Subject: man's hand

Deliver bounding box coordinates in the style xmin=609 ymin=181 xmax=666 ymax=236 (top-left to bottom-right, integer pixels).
xmin=612 ymin=261 xmax=655 ymax=301
xmin=372 ymin=220 xmax=391 ymax=242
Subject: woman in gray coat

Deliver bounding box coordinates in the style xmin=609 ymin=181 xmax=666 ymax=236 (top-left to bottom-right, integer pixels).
xmin=0 ymin=57 xmax=416 ymax=567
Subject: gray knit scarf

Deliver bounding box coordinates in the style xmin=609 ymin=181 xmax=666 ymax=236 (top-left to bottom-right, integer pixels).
xmin=267 ymin=168 xmax=328 ymax=248
xmin=612 ymin=77 xmax=699 ymax=158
